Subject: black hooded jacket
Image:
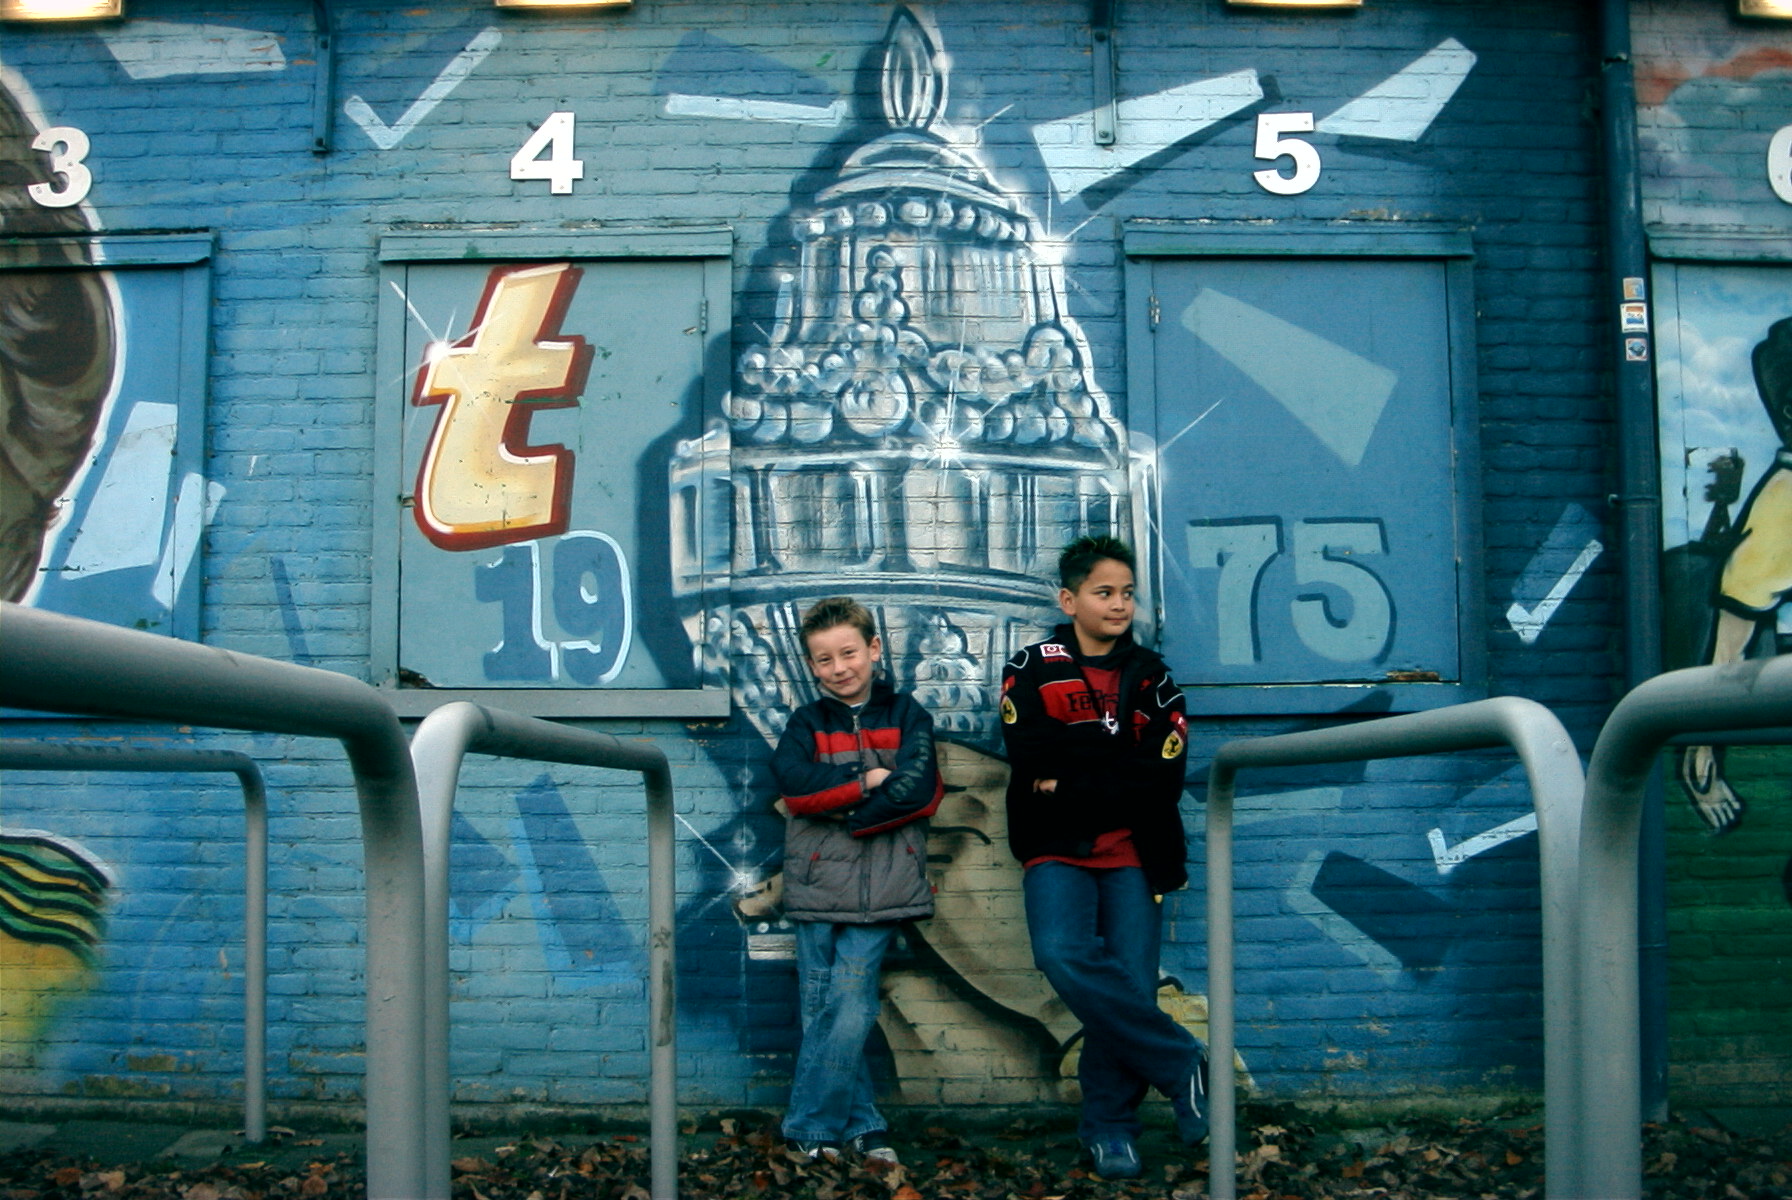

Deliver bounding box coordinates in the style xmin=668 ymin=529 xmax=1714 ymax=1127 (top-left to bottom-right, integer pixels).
xmin=998 ymin=625 xmax=1191 ymax=893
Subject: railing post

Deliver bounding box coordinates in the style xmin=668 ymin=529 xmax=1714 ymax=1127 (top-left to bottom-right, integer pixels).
xmin=1204 ymin=697 xmax=1584 ymax=1200
xmin=0 ymin=603 xmax=428 ymax=1200
xmin=1577 ymin=656 xmax=1792 ymax=1200
xmin=410 ymin=702 xmax=678 ymax=1200
xmin=0 ymin=742 xmax=269 ymax=1144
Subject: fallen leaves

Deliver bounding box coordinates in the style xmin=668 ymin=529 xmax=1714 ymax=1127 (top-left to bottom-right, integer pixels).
xmin=0 ymin=1108 xmax=1787 ymax=1199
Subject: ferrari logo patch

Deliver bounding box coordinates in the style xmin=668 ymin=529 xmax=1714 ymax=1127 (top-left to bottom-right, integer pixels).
xmin=1001 ymin=695 xmax=1018 ymax=724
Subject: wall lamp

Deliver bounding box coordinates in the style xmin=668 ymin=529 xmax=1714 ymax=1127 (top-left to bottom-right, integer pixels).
xmin=0 ymin=0 xmax=120 ymax=19
xmin=1738 ymin=0 xmax=1792 ymax=18
xmin=495 ymin=0 xmax=631 ymax=8
xmin=1226 ymin=0 xmax=1361 ymax=8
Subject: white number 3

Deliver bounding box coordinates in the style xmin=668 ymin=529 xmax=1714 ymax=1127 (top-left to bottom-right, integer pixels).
xmin=1253 ymin=112 xmax=1321 ymax=196
xmin=28 ymin=126 xmax=93 ymax=209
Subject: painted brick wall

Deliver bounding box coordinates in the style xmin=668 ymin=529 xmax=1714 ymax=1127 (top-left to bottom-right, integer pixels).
xmin=1632 ymin=3 xmax=1792 ymax=1109
xmin=0 ymin=0 xmax=1636 ymax=1123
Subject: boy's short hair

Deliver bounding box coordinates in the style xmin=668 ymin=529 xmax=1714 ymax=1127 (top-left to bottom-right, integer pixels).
xmin=1059 ymin=535 xmax=1136 ymax=592
xmin=799 ymin=596 xmax=878 ymax=655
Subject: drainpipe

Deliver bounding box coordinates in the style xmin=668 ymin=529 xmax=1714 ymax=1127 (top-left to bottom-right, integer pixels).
xmin=1598 ymin=0 xmax=1669 ymax=1124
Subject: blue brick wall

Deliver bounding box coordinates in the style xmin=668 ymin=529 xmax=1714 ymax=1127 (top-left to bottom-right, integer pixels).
xmin=0 ymin=0 xmax=1680 ymax=1123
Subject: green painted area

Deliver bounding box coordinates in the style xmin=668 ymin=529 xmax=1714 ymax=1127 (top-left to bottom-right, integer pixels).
xmin=1665 ymin=745 xmax=1792 ymax=1105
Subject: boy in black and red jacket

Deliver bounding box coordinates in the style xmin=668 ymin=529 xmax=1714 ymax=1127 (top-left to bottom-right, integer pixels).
xmin=772 ymin=596 xmax=942 ymax=1166
xmin=999 ymin=536 xmax=1208 ymax=1180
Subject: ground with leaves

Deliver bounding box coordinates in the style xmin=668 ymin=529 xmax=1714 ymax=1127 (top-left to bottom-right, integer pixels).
xmin=0 ymin=1107 xmax=1788 ymax=1199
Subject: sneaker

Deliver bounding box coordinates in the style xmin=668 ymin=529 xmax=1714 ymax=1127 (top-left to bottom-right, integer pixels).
xmin=1173 ymin=1047 xmax=1210 ymax=1146
xmin=1083 ymin=1133 xmax=1142 ymax=1180
xmin=784 ymin=1138 xmax=840 ymax=1162
xmin=846 ymin=1130 xmax=900 ymax=1165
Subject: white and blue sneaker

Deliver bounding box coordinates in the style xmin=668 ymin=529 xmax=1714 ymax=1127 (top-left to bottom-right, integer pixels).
xmin=1173 ymin=1046 xmax=1210 ymax=1146
xmin=1084 ymin=1133 xmax=1143 ymax=1180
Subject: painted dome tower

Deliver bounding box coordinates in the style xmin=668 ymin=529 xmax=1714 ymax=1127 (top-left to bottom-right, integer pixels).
xmin=671 ymin=7 xmax=1142 ymax=747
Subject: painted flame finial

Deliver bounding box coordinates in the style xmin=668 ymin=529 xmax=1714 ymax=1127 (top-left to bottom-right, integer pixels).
xmin=881 ymin=8 xmax=946 ymax=132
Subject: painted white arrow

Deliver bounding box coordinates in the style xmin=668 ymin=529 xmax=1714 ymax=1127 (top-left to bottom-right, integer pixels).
xmin=1506 ymin=537 xmax=1602 ymax=644
xmin=1316 ymin=38 xmax=1477 ymax=142
xmin=1427 ymin=812 xmax=1537 ymax=874
xmin=344 ymin=27 xmax=501 ymax=151
xmin=1031 ymin=69 xmax=1263 ymax=201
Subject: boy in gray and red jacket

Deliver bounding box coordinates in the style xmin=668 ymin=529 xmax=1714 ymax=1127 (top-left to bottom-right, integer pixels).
xmin=771 ymin=596 xmax=942 ymax=1165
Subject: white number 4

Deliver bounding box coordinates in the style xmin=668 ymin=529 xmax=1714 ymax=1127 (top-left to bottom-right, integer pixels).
xmin=1253 ymin=112 xmax=1320 ymax=196
xmin=511 ymin=111 xmax=583 ymax=195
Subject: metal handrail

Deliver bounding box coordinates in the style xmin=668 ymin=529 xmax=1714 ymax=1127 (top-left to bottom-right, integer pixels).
xmin=0 ymin=741 xmax=269 ymax=1143
xmin=1576 ymin=655 xmax=1792 ymax=1200
xmin=0 ymin=602 xmax=429 ymax=1199
xmin=409 ymin=701 xmax=678 ymax=1200
xmin=1204 ymin=696 xmax=1585 ymax=1200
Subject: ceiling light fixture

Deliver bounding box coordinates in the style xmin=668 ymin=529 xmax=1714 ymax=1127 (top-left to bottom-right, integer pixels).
xmin=495 ymin=0 xmax=631 ymax=9
xmin=1226 ymin=0 xmax=1361 ymax=9
xmin=0 ymin=0 xmax=121 ymax=20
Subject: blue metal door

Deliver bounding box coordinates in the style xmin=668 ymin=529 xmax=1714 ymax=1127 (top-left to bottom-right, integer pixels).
xmin=1138 ymin=253 xmax=1475 ymax=711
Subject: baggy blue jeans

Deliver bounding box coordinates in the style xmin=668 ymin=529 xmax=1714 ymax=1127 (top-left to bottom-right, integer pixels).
xmin=1024 ymin=860 xmax=1202 ymax=1140
xmin=781 ymin=920 xmax=897 ymax=1144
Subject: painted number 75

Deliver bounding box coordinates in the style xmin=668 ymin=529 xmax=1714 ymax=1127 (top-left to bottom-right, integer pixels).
xmin=1187 ymin=517 xmax=1393 ymax=665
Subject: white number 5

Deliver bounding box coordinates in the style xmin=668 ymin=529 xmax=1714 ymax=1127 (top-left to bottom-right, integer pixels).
xmin=1253 ymin=112 xmax=1320 ymax=196
xmin=28 ymin=126 xmax=92 ymax=209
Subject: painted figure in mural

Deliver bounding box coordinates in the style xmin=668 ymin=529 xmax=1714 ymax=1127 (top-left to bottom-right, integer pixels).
xmin=1679 ymin=317 xmax=1792 ymax=835
xmin=0 ymin=830 xmax=113 ymax=1067
xmin=771 ymin=596 xmax=943 ymax=1164
xmin=0 ymin=74 xmax=117 ymax=604
xmin=998 ymin=536 xmax=1207 ymax=1181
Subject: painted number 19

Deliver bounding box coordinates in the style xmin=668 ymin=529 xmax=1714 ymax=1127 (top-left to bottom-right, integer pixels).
xmin=476 ymin=532 xmax=632 ymax=684
xmin=1187 ymin=517 xmax=1393 ymax=665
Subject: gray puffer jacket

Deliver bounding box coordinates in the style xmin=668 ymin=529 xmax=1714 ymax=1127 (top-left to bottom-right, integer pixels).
xmin=772 ymin=682 xmax=942 ymax=923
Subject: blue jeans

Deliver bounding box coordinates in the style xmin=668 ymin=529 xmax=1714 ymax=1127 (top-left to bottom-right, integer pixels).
xmin=781 ymin=920 xmax=896 ymax=1143
xmin=1024 ymin=861 xmax=1202 ymax=1140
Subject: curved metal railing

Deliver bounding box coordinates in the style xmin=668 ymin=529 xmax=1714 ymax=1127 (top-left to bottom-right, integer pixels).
xmin=1204 ymin=696 xmax=1586 ymax=1200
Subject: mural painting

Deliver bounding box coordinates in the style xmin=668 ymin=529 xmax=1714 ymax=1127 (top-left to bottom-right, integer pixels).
xmin=0 ymin=3 xmax=1579 ymax=1110
xmin=666 ymin=8 xmax=1194 ymax=1104
xmin=1653 ymin=255 xmax=1792 ymax=1101
xmin=0 ymin=830 xmax=113 ymax=1069
xmin=1 ymin=67 xmax=212 ymax=638
xmin=1 ymin=71 xmax=126 ymax=1079
xmin=0 ymin=71 xmax=116 ymax=609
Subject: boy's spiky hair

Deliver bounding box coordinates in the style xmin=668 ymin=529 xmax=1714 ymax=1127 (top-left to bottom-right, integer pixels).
xmin=799 ymin=596 xmax=878 ymax=654
xmin=1059 ymin=534 xmax=1135 ymax=592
